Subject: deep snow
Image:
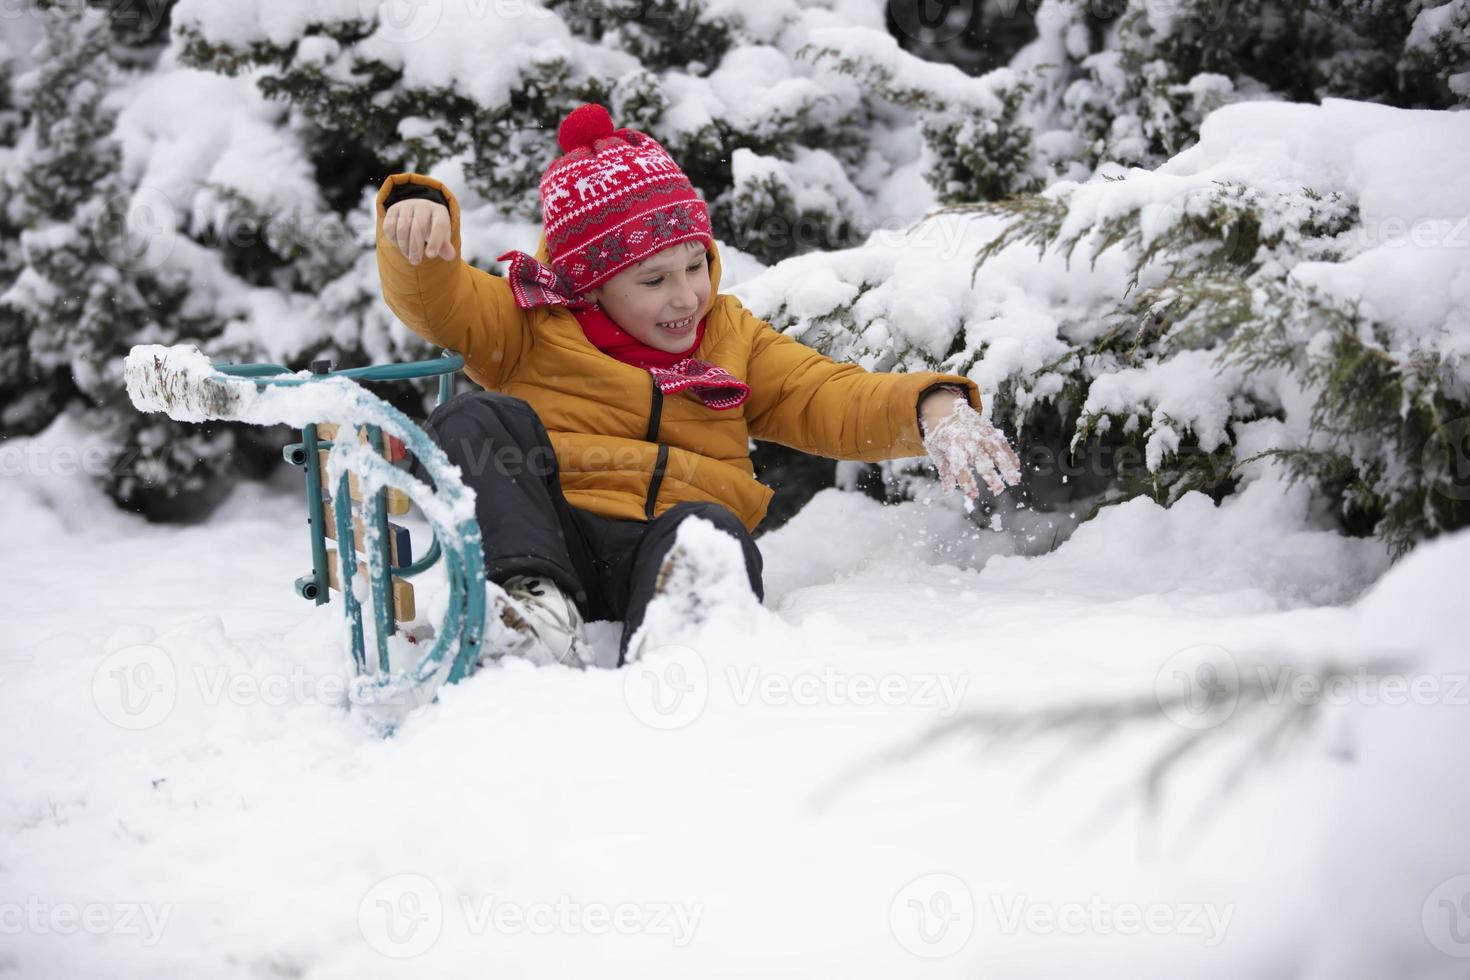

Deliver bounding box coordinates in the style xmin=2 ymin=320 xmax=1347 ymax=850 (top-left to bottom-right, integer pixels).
xmin=4 ymin=412 xmax=1469 ymax=978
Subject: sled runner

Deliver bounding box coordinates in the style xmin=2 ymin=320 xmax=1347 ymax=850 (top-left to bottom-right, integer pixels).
xmin=125 ymin=343 xmax=486 ymax=735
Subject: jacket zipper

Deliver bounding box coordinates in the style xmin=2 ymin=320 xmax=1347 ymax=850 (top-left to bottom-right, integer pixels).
xmin=643 ymin=376 xmax=666 ymax=518
xmin=644 ymin=375 xmax=663 ymax=442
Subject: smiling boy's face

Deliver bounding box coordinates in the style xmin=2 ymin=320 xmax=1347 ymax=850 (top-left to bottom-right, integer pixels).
xmin=585 ymin=240 xmax=711 ymax=353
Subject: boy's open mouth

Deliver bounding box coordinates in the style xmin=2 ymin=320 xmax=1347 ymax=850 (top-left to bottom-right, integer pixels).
xmin=656 ymin=315 xmax=695 ymax=332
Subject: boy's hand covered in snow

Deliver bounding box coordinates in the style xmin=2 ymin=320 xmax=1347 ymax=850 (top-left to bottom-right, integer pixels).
xmin=921 ymin=394 xmax=1022 ymax=505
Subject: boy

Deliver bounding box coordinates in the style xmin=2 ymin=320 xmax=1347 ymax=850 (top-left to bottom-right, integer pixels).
xmin=377 ymin=103 xmax=1020 ymax=668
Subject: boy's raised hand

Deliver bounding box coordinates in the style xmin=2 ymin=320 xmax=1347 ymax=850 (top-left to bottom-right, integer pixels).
xmin=382 ymin=199 xmax=456 ymax=266
xmin=921 ymin=395 xmax=1023 ymax=507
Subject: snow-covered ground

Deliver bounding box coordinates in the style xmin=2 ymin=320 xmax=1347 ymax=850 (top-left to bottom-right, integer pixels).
xmin=4 ymin=413 xmax=1469 ymax=979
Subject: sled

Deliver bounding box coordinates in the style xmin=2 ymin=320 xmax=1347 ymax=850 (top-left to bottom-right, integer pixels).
xmin=124 ymin=343 xmax=486 ymax=735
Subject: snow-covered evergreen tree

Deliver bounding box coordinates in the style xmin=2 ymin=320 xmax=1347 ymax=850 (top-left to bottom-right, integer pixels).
xmin=739 ymin=1 xmax=1470 ymax=552
xmin=0 ymin=37 xmax=40 ymax=432
xmin=797 ymin=24 xmax=1044 ymax=203
xmin=4 ymin=0 xmax=1464 ymax=548
xmin=1043 ymin=0 xmax=1470 ymax=175
xmin=878 ymin=0 xmax=1470 ymax=183
xmin=169 ymin=0 xmax=916 ymax=266
xmin=960 ymin=179 xmax=1468 ymax=556
xmin=736 ymin=92 xmax=1470 ymax=557
xmin=0 ymin=3 xmax=233 ymax=517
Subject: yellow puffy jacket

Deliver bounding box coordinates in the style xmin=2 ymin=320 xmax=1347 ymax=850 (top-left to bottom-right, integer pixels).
xmin=375 ymin=172 xmax=981 ymax=533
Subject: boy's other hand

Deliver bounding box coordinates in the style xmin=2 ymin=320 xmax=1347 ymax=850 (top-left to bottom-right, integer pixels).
xmin=921 ymin=396 xmax=1022 ymax=507
xmin=919 ymin=387 xmax=966 ymax=433
xmin=382 ymin=198 xmax=456 ymax=266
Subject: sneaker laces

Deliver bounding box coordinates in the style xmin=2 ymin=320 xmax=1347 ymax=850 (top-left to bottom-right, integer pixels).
xmin=498 ymin=575 xmax=591 ymax=669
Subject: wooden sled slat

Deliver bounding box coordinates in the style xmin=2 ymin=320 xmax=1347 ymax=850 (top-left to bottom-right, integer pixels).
xmin=319 ymin=450 xmax=410 ymax=515
xmin=321 ymin=509 xmax=413 ymax=567
xmin=317 ymin=422 xmax=407 ymax=462
xmin=324 ymin=548 xmax=417 ymax=622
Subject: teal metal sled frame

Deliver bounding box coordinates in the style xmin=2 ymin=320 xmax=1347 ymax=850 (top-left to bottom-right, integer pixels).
xmin=124 ymin=343 xmax=485 ymax=735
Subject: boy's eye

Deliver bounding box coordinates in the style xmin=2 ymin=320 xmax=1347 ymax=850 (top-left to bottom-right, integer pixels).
xmin=641 ymin=262 xmax=704 ymax=288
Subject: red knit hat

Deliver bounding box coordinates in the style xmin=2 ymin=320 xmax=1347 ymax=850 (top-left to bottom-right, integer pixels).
xmin=539 ymin=103 xmax=712 ymax=295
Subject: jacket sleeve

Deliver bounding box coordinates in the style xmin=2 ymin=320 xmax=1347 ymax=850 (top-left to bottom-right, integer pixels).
xmin=739 ymin=301 xmax=982 ymax=462
xmin=375 ymin=172 xmax=531 ymax=389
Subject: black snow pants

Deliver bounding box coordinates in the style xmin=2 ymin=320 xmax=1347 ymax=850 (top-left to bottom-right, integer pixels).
xmin=414 ymin=391 xmax=765 ymax=665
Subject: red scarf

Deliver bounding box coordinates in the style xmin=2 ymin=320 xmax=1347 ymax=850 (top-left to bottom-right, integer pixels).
xmin=498 ymin=249 xmax=750 ymax=410
xmin=571 ymin=301 xmax=705 ymax=369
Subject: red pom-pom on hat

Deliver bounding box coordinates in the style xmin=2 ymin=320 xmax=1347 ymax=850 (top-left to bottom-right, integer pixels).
xmin=558 ymin=103 xmax=616 ymax=153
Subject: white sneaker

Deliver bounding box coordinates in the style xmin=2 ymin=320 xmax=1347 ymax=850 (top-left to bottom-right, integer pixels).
xmin=484 ymin=574 xmax=592 ymax=669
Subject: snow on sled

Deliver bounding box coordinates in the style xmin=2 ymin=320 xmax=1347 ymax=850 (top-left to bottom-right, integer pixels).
xmin=125 ymin=343 xmax=486 ymax=736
